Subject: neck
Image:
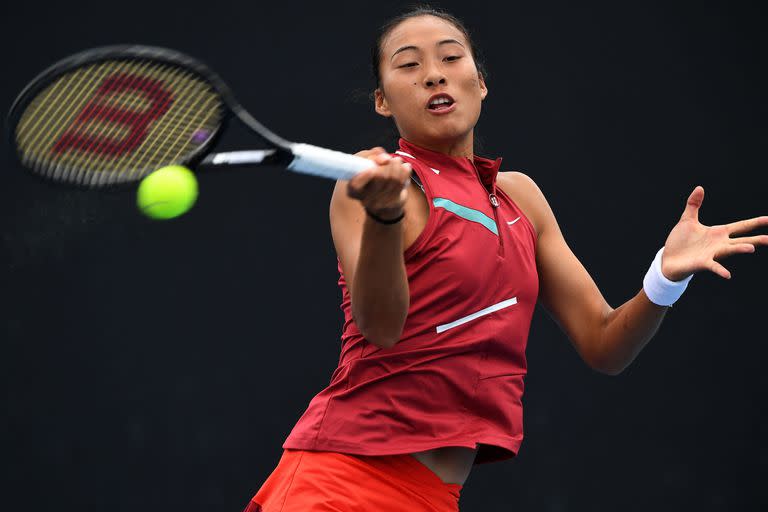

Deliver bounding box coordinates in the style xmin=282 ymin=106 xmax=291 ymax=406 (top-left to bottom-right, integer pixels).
xmin=402 ymin=130 xmax=475 ymax=159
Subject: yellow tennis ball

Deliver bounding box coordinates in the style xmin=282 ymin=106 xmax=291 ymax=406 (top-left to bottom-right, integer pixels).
xmin=137 ymin=165 xmax=199 ymax=219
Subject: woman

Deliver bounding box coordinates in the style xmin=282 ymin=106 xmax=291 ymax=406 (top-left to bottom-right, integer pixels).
xmin=243 ymin=6 xmax=767 ymax=512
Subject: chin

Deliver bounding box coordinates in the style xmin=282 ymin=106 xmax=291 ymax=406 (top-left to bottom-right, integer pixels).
xmin=424 ymin=123 xmax=471 ymax=141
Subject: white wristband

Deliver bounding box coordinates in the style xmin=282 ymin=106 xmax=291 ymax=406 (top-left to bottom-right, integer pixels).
xmin=642 ymin=247 xmax=694 ymax=307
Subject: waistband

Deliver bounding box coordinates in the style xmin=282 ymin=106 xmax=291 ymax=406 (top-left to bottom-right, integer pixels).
xmin=283 ymin=448 xmax=462 ymax=504
xmin=349 ymin=450 xmax=463 ymax=499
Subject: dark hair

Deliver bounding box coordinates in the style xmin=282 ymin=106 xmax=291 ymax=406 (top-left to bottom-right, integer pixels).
xmin=367 ymin=4 xmax=489 ymax=152
xmin=370 ymin=4 xmax=489 ymax=93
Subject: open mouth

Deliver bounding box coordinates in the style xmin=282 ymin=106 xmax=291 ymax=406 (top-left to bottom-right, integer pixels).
xmin=427 ymin=94 xmax=455 ymax=111
xmin=428 ymin=99 xmax=455 ymax=111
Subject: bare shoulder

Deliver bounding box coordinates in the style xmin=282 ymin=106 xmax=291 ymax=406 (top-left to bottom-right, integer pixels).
xmin=496 ymin=170 xmax=551 ymax=239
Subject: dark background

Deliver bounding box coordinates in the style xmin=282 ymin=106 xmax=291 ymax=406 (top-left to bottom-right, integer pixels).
xmin=2 ymin=1 xmax=766 ymax=511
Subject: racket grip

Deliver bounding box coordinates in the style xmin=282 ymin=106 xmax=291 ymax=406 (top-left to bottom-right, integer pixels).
xmin=287 ymin=143 xmax=374 ymax=180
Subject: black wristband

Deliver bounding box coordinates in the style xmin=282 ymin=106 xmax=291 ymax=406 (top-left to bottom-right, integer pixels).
xmin=365 ymin=208 xmax=405 ymax=224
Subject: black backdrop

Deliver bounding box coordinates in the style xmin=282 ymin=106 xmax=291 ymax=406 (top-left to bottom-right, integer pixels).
xmin=2 ymin=1 xmax=766 ymax=511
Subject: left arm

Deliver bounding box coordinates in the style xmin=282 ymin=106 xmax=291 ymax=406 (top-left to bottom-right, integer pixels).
xmin=500 ymin=174 xmax=768 ymax=375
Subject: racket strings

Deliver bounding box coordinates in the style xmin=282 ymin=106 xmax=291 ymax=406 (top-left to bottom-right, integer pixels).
xmin=14 ymin=58 xmax=224 ymax=186
xmin=128 ymin=68 xmax=220 ymax=178
xmin=64 ymin=60 xmax=158 ymax=185
xmin=79 ymin=61 xmax=173 ymax=184
xmin=20 ymin=61 xmax=122 ymax=174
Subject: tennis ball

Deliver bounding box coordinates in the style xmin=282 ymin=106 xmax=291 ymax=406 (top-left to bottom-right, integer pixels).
xmin=137 ymin=165 xmax=198 ymax=220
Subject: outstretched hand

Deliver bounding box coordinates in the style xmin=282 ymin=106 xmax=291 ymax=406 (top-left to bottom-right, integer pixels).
xmin=661 ymin=186 xmax=768 ymax=281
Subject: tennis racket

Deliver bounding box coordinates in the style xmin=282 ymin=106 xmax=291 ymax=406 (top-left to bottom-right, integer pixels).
xmin=7 ymin=45 xmax=375 ymax=187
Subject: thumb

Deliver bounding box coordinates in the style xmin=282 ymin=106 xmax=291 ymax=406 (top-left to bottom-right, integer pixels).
xmin=680 ymin=185 xmax=704 ymax=222
xmin=354 ymin=147 xmax=386 ymax=159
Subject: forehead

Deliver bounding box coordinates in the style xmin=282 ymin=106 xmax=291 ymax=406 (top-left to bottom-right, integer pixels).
xmin=382 ymin=15 xmax=468 ymax=54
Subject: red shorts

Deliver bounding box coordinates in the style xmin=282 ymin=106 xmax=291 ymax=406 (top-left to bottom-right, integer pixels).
xmin=242 ymin=449 xmax=463 ymax=512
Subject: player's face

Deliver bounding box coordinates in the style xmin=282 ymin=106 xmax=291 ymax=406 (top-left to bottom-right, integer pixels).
xmin=375 ymin=15 xmax=487 ymax=148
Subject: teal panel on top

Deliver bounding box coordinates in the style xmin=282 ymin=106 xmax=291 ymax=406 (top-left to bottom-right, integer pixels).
xmin=433 ymin=197 xmax=498 ymax=236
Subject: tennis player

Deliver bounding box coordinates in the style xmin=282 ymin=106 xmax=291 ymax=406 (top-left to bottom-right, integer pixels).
xmin=242 ymin=6 xmax=768 ymax=511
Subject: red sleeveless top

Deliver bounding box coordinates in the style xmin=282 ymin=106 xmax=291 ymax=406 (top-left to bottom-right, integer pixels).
xmin=282 ymin=138 xmax=539 ymax=464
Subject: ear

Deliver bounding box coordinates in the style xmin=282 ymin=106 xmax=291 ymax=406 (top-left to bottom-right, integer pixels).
xmin=374 ymin=88 xmax=392 ymax=117
xmin=478 ymin=73 xmax=488 ymax=101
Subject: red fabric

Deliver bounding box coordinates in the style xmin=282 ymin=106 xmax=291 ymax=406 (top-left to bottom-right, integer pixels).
xmin=283 ymin=137 xmax=539 ymax=465
xmin=244 ymin=449 xmax=461 ymax=512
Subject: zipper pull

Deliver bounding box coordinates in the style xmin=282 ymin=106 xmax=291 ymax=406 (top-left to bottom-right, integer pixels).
xmin=469 ymin=157 xmax=500 ymax=207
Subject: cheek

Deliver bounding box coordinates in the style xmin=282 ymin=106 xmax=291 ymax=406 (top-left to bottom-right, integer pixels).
xmin=392 ymin=84 xmax=423 ymax=111
xmin=465 ymin=74 xmax=482 ymax=91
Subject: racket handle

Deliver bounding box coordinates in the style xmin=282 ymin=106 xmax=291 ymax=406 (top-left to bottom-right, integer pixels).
xmin=287 ymin=143 xmax=374 ymax=180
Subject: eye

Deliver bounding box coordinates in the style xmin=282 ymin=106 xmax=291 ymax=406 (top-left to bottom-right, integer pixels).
xmin=399 ymin=62 xmax=418 ymax=68
xmin=445 ymin=55 xmax=462 ymax=61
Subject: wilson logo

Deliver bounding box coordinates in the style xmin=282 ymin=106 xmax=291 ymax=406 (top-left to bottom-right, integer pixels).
xmin=53 ymin=73 xmax=174 ymax=157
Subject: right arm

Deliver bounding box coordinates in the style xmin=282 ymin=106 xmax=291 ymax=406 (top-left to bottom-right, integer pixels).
xmin=329 ymin=148 xmax=413 ymax=349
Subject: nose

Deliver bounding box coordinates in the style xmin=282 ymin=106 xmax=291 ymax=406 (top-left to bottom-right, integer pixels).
xmin=424 ymin=74 xmax=447 ymax=87
xmin=423 ymin=61 xmax=447 ymax=88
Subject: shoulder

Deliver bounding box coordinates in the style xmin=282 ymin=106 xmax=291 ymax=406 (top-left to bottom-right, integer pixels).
xmin=496 ymin=170 xmax=538 ymax=192
xmin=496 ymin=170 xmax=552 ymax=239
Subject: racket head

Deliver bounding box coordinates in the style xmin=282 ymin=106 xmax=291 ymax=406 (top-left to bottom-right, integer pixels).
xmin=7 ymin=45 xmax=237 ymax=187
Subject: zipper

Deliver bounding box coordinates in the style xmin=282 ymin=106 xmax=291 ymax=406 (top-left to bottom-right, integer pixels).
xmin=469 ymin=158 xmax=505 ymax=257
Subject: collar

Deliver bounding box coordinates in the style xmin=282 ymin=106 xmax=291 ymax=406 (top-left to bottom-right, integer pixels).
xmin=397 ymin=137 xmax=503 ymax=189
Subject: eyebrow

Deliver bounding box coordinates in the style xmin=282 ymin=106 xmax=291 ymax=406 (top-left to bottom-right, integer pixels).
xmin=390 ymin=38 xmax=465 ymax=61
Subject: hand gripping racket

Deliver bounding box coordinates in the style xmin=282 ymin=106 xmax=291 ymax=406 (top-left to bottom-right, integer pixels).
xmin=7 ymin=45 xmax=374 ymax=187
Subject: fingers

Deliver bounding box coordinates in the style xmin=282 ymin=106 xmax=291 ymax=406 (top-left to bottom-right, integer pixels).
xmin=346 ymin=155 xmax=413 ymax=213
xmin=347 ymin=168 xmax=376 ymax=195
xmin=352 ymin=149 xmax=396 ymax=177
xmin=354 ymin=146 xmax=387 ymax=159
xmin=680 ymin=185 xmax=704 ymax=222
xmin=728 ymin=234 xmax=768 ymax=247
xmin=348 ymin=152 xmax=395 ymax=192
xmin=725 ymin=215 xmax=768 ymax=236
xmin=708 ymin=240 xmax=760 ymax=279
xmin=717 ymin=243 xmax=756 ymax=259
xmin=709 ymin=259 xmax=731 ymax=279
xmin=373 ymin=151 xmax=394 ymax=165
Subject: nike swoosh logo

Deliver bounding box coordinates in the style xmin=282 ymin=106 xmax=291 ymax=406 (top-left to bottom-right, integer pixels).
xmin=393 ymin=151 xmax=440 ymax=174
xmin=507 ymin=216 xmax=521 ymax=225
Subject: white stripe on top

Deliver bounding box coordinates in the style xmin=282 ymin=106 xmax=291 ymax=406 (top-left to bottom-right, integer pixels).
xmin=436 ymin=296 xmax=518 ymax=333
